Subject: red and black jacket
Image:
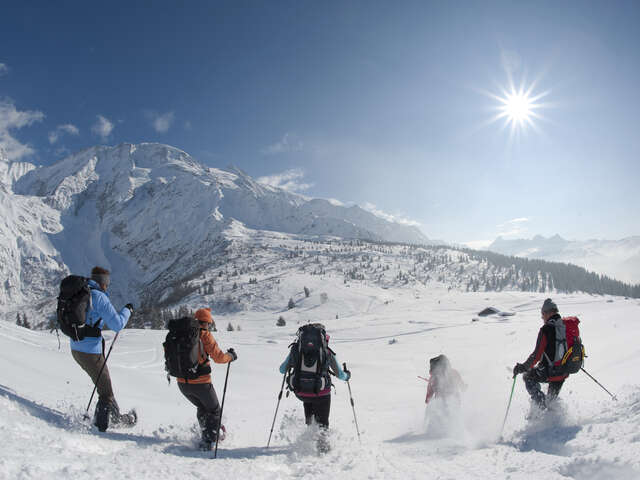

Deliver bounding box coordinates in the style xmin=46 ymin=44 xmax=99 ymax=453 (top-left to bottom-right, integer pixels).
xmin=522 ymin=314 xmax=567 ymax=381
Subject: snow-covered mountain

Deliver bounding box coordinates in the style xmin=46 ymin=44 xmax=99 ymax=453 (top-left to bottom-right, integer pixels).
xmin=488 ymin=234 xmax=640 ymax=284
xmin=0 ymin=143 xmax=429 ymax=318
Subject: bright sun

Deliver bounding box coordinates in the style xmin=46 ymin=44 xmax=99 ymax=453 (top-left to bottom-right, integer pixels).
xmin=483 ymin=78 xmax=549 ymax=139
xmin=502 ymin=92 xmax=532 ymax=124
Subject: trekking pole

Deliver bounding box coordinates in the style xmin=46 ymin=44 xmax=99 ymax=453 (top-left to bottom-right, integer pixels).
xmin=581 ymin=367 xmax=617 ymax=401
xmin=267 ymin=371 xmax=287 ymax=448
xmin=417 ymin=375 xmax=429 ymax=382
xmin=499 ymin=376 xmax=517 ymax=437
xmin=214 ymin=362 xmax=231 ymax=459
xmin=83 ymin=331 xmax=120 ymax=420
xmin=343 ymin=363 xmax=361 ymax=442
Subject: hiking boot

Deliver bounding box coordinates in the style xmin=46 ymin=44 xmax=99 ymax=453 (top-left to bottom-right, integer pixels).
xmin=94 ymin=400 xmax=112 ymax=432
xmin=198 ymin=439 xmax=213 ymax=451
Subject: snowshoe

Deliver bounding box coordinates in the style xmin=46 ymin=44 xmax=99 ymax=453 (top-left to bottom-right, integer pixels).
xmin=316 ymin=431 xmax=330 ymax=454
xmin=117 ymin=409 xmax=137 ymax=428
xmin=198 ymin=425 xmax=225 ymax=451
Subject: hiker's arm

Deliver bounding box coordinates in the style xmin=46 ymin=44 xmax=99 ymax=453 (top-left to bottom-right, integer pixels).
xmin=96 ymin=294 xmax=131 ymax=332
xmin=202 ymin=332 xmax=232 ymax=363
xmin=279 ymin=353 xmax=291 ymax=374
xmin=426 ymin=378 xmax=435 ymax=404
xmin=329 ymin=354 xmax=349 ymax=381
xmin=523 ymin=329 xmax=547 ymax=370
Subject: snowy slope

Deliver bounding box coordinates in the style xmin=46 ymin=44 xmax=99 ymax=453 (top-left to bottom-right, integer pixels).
xmin=1 ymin=143 xmax=430 ymax=320
xmin=1 ymin=289 xmax=639 ymax=479
xmin=489 ymin=235 xmax=640 ymax=284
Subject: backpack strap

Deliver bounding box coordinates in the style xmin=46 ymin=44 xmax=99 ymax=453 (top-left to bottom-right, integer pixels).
xmin=82 ymin=286 xmax=102 ymax=337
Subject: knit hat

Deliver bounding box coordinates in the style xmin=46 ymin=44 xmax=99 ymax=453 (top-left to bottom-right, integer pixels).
xmin=541 ymin=298 xmax=558 ymax=314
xmin=195 ymin=308 xmax=213 ymax=323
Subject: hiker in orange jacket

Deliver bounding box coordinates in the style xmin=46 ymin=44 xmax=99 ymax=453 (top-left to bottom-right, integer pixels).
xmin=177 ymin=308 xmax=237 ymax=450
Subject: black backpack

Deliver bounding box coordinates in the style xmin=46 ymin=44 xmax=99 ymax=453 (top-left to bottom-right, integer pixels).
xmin=287 ymin=323 xmax=333 ymax=395
xmin=56 ymin=275 xmax=101 ymax=341
xmin=163 ymin=317 xmax=210 ymax=379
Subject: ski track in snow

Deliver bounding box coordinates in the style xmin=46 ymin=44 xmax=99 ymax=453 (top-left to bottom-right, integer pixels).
xmin=1 ymin=291 xmax=640 ymax=479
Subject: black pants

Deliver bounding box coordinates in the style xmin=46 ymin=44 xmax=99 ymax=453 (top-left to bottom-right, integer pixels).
xmin=178 ymin=382 xmax=221 ymax=441
xmin=302 ymin=395 xmax=331 ymax=429
xmin=523 ymin=365 xmax=564 ymax=408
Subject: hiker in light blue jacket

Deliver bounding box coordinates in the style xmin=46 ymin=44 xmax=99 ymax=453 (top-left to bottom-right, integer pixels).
xmin=70 ymin=266 xmax=134 ymax=431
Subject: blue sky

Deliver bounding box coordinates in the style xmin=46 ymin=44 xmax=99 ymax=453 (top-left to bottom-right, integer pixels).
xmin=1 ymin=1 xmax=639 ymax=246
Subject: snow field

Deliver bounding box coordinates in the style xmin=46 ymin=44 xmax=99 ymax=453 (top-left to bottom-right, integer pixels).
xmin=1 ymin=288 xmax=639 ymax=479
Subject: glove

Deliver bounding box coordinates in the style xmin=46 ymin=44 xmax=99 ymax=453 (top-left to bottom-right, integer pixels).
xmin=512 ymin=363 xmax=527 ymax=377
xmin=124 ymin=303 xmax=134 ymax=314
xmin=344 ymin=370 xmax=351 ymax=381
xmin=226 ymin=348 xmax=237 ymax=362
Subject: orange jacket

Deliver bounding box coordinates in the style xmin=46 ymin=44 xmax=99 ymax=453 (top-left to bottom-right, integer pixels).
xmin=177 ymin=329 xmax=232 ymax=384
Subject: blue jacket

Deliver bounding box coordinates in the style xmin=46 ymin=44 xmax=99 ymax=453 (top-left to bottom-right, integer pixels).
xmin=70 ymin=279 xmax=131 ymax=354
xmin=279 ymin=351 xmax=350 ymax=381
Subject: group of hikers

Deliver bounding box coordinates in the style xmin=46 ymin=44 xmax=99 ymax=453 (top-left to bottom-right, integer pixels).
xmin=58 ymin=266 xmax=585 ymax=452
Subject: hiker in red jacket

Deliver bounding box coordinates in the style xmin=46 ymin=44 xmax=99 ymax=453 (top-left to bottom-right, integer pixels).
xmin=425 ymin=354 xmax=465 ymax=406
xmin=513 ymin=298 xmax=568 ymax=409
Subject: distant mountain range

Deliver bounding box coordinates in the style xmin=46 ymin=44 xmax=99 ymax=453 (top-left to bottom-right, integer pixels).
xmin=488 ymin=234 xmax=640 ymax=284
xmin=0 ymin=143 xmax=429 ymax=313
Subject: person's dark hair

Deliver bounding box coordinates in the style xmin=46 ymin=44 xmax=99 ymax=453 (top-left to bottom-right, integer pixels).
xmin=91 ymin=266 xmax=110 ymax=276
xmin=91 ymin=266 xmax=111 ymax=288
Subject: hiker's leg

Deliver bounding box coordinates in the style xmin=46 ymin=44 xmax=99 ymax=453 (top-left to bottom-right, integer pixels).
xmin=179 ymin=382 xmax=220 ymax=441
xmin=71 ymin=350 xmax=115 ymax=403
xmin=523 ymin=367 xmax=547 ymax=408
xmin=547 ymin=380 xmax=564 ymax=403
xmin=303 ymin=401 xmax=314 ymax=425
xmin=314 ymin=395 xmax=331 ymax=429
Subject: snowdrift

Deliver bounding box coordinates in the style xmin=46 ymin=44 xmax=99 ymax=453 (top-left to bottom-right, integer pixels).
xmin=1 ymin=290 xmax=639 ymax=479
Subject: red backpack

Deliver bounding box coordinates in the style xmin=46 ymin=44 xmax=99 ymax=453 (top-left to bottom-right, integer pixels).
xmin=549 ymin=316 xmax=585 ymax=376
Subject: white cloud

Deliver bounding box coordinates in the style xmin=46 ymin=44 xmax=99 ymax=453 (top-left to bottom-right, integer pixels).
xmin=361 ymin=202 xmax=421 ymax=227
xmin=463 ymin=239 xmax=493 ymax=250
xmin=151 ymin=112 xmax=175 ymax=133
xmin=262 ymin=133 xmax=304 ymax=155
xmin=497 ymin=217 xmax=530 ymax=237
xmin=48 ymin=123 xmax=79 ymax=144
xmin=0 ymin=99 xmax=44 ymax=160
xmin=91 ymin=115 xmax=114 ymax=140
xmin=0 ymin=63 xmax=8 ymax=77
xmin=256 ymin=168 xmax=313 ymax=192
